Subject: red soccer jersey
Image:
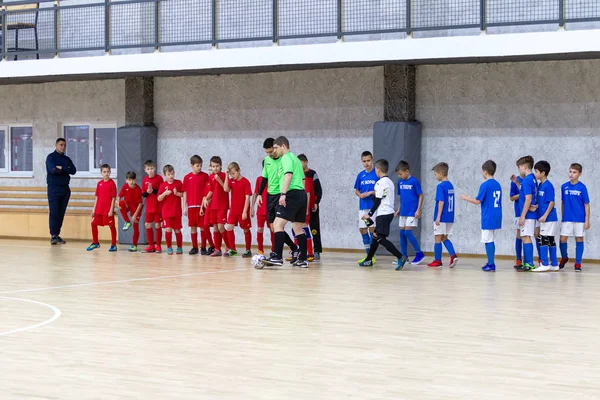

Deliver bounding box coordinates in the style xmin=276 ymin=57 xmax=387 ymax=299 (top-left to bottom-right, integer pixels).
xmin=304 ymin=170 xmax=316 ymax=210
xmin=94 ymin=179 xmax=117 ymax=215
xmin=142 ymin=174 xmax=164 ymax=213
xmin=209 ymin=172 xmax=229 ymax=210
xmin=254 ymin=176 xmax=268 ymax=216
xmin=118 ymin=183 xmax=143 ymax=208
xmin=183 ymin=171 xmax=209 ymax=208
xmin=229 ymin=176 xmax=252 ymax=214
xmin=158 ymin=179 xmax=183 ymax=218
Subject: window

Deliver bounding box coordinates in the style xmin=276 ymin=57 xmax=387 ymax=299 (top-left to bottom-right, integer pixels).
xmin=63 ymin=124 xmax=117 ymax=175
xmin=0 ymin=125 xmax=34 ymax=174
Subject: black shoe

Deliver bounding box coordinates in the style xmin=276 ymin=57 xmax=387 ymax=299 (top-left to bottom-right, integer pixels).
xmin=200 ymin=248 xmax=207 ymax=255
xmin=50 ymin=236 xmax=58 ymax=245
xmin=289 ymin=250 xmax=300 ymax=264
xmin=263 ymin=256 xmax=284 ymax=267
xmin=293 ymin=259 xmax=309 ymax=268
xmin=269 ymin=252 xmax=277 ymax=258
xmin=189 ymin=247 xmax=199 ymax=255
xmin=56 ymin=236 xmax=66 ymax=244
xmin=206 ymin=247 xmax=215 ymax=256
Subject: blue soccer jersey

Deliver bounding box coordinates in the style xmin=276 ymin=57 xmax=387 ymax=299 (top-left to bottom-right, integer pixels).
xmin=519 ymin=173 xmax=538 ymax=220
xmin=510 ymin=176 xmax=523 ymax=218
xmin=354 ymin=169 xmax=379 ymax=210
xmin=476 ymin=178 xmax=502 ymax=230
xmin=397 ymin=176 xmax=423 ymax=217
xmin=434 ymin=180 xmax=455 ymax=223
xmin=561 ymin=181 xmax=590 ymax=223
xmin=537 ymin=180 xmax=558 ymax=222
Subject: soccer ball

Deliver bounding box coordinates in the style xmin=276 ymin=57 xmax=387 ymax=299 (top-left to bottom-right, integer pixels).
xmin=251 ymin=254 xmax=266 ymax=269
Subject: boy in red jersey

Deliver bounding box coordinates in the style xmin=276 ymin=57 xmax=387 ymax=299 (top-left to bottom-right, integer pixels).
xmin=118 ymin=171 xmax=143 ymax=252
xmin=87 ymin=164 xmax=118 ymax=252
xmin=200 ymin=174 xmax=216 ymax=255
xmin=224 ymin=162 xmax=253 ymax=258
xmin=158 ymin=164 xmax=184 ymax=255
xmin=296 ymin=154 xmax=315 ymax=261
xmin=252 ymin=160 xmax=274 ymax=255
xmin=203 ymin=156 xmax=231 ymax=257
xmin=141 ymin=160 xmax=164 ymax=253
xmin=183 ymin=155 xmax=209 ymax=255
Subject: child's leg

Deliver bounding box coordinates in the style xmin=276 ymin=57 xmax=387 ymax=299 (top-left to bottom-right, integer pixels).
xmin=434 ymin=234 xmax=443 ymax=261
xmin=405 ymin=227 xmax=422 ymax=253
xmin=539 ymin=236 xmax=549 ymax=266
xmin=485 ymin=241 xmax=496 ymax=265
xmin=534 ymin=227 xmax=541 ymax=262
xmin=165 ymin=228 xmax=173 ymax=248
xmin=132 ymin=223 xmax=140 ymax=246
xmin=515 ymin=229 xmax=523 ymax=262
xmin=442 ymin=235 xmax=456 ymax=257
xmin=575 ymin=236 xmax=584 ymax=265
xmin=175 ymin=229 xmax=183 ymax=248
xmin=91 ymin=221 xmax=99 ymax=244
xmin=303 ymin=226 xmax=313 ymax=256
xmin=522 ymin=223 xmax=534 ymax=265
xmin=145 ymin=222 xmax=155 ymax=248
xmin=244 ymin=229 xmax=252 ymax=251
xmin=365 ymin=233 xmax=380 ymax=261
xmin=109 ymin=222 xmax=117 ymax=246
xmin=214 ymin=229 xmax=222 ymax=251
xmin=399 ymin=229 xmax=408 ymax=255
xmin=190 ymin=226 xmax=198 ymax=249
xmin=257 ymin=227 xmax=264 ymax=253
xmin=360 ymin=227 xmax=371 ymax=255
xmin=560 ymin=235 xmax=569 ymax=259
xmin=119 ymin=201 xmax=130 ymax=222
xmin=549 ymin=236 xmax=558 ymax=266
xmin=226 ymin=224 xmax=236 ymax=251
xmin=155 ymin=222 xmax=162 ymax=248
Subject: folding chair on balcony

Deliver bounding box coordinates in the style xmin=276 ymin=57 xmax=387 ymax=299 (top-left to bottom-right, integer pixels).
xmin=0 ymin=3 xmax=39 ymax=60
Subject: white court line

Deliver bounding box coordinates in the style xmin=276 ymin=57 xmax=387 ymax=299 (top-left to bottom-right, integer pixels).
xmin=0 ymin=297 xmax=62 ymax=337
xmin=0 ymin=268 xmax=247 ymax=296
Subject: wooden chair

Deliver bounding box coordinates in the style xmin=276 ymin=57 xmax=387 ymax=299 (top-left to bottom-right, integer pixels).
xmin=1 ymin=3 xmax=40 ymax=60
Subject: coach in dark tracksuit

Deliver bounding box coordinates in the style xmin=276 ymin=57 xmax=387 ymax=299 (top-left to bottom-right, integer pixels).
xmin=46 ymin=138 xmax=77 ymax=245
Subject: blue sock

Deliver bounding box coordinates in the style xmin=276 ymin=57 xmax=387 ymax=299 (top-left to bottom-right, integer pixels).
xmin=399 ymin=230 xmax=408 ymax=255
xmin=540 ymin=245 xmax=549 ymax=266
xmin=549 ymin=245 xmax=558 ymax=266
xmin=485 ymin=242 xmax=495 ymax=265
xmin=405 ymin=230 xmax=421 ymax=253
xmin=361 ymin=233 xmax=371 ymax=255
xmin=515 ymin=237 xmax=523 ymax=261
xmin=576 ymin=242 xmax=584 ymax=264
xmin=443 ymin=239 xmax=455 ymax=256
xmin=524 ymin=243 xmax=534 ymax=265
xmin=560 ymin=242 xmax=568 ymax=258
xmin=303 ymin=227 xmax=312 ymax=239
xmin=535 ymin=237 xmax=541 ymax=261
xmin=434 ymin=243 xmax=442 ymax=261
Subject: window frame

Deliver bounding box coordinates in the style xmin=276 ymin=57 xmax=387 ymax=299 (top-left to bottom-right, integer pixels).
xmin=61 ymin=122 xmax=118 ymax=178
xmin=0 ymin=123 xmax=34 ymax=178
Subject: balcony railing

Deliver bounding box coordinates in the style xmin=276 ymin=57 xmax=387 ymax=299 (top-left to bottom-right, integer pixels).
xmin=0 ymin=0 xmax=599 ymax=61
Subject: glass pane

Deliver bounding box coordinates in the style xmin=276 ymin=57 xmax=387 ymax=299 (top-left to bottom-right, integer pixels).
xmin=64 ymin=125 xmax=90 ymax=172
xmin=94 ymin=128 xmax=116 ymax=170
xmin=0 ymin=129 xmax=5 ymax=170
xmin=10 ymin=127 xmax=33 ymax=172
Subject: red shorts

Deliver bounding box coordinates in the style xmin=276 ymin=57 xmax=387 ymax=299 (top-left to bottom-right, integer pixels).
xmin=227 ymin=213 xmax=251 ymax=230
xmin=257 ymin=213 xmax=268 ymax=229
xmin=145 ymin=211 xmax=162 ymax=224
xmin=92 ymin=214 xmax=115 ymax=227
xmin=209 ymin=209 xmax=227 ymax=225
xmin=187 ymin=207 xmax=203 ymax=227
xmin=162 ymin=216 xmax=182 ymax=230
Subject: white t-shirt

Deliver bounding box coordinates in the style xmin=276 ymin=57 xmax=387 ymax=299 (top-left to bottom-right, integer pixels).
xmin=374 ymin=176 xmax=395 ymax=216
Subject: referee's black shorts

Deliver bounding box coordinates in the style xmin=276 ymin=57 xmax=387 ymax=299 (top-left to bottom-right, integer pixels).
xmin=275 ymin=190 xmax=307 ymax=223
xmin=267 ymin=194 xmax=280 ymax=224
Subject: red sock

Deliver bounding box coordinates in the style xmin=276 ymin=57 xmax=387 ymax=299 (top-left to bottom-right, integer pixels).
xmin=110 ymin=224 xmax=117 ymax=246
xmin=132 ymin=223 xmax=140 ymax=246
xmin=191 ymin=232 xmax=198 ymax=249
xmin=223 ymin=230 xmax=232 ymax=250
xmin=257 ymin=231 xmax=264 ymax=253
xmin=307 ymin=237 xmax=313 ymax=255
xmin=270 ymin=230 xmax=275 ymax=252
xmin=165 ymin=231 xmax=173 ymax=248
xmin=244 ymin=230 xmax=252 ymax=251
xmin=91 ymin=223 xmax=99 ymax=244
xmin=175 ymin=232 xmax=183 ymax=248
xmin=200 ymin=230 xmax=207 ymax=248
xmin=120 ymin=210 xmax=130 ymax=223
xmin=156 ymin=227 xmax=162 ymax=248
xmin=294 ymin=237 xmax=298 ymax=246
xmin=146 ymin=228 xmax=154 ymax=247
xmin=214 ymin=231 xmax=222 ymax=251
xmin=227 ymin=230 xmax=236 ymax=251
xmin=205 ymin=224 xmax=215 ymax=247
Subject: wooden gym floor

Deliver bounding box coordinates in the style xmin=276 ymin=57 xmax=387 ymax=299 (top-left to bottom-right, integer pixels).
xmin=1 ymin=239 xmax=599 ymax=399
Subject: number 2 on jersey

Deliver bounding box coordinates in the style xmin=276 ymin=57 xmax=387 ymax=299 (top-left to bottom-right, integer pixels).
xmin=493 ymin=191 xmax=501 ymax=208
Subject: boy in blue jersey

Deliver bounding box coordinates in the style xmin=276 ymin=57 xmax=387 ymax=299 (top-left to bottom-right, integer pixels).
xmin=354 ymin=151 xmax=379 ymax=255
xmin=427 ymin=162 xmax=458 ymax=268
xmin=531 ymin=161 xmax=559 ymax=272
xmin=461 ymin=160 xmax=502 ymax=272
xmin=516 ymin=156 xmax=538 ymax=272
xmin=394 ymin=160 xmax=425 ymax=269
xmin=559 ymin=163 xmax=590 ymax=272
xmin=509 ymin=174 xmax=523 ymax=269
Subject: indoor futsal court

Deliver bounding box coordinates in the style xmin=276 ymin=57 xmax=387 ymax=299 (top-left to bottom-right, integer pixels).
xmin=1 ymin=239 xmax=599 ymax=399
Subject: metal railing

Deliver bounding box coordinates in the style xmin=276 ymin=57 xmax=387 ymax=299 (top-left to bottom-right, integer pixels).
xmin=0 ymin=0 xmax=599 ymax=61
